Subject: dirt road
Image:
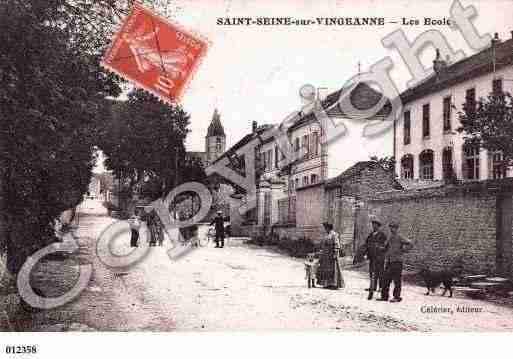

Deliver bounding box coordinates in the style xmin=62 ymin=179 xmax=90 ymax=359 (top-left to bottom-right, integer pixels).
xmin=21 ymin=199 xmax=513 ymax=331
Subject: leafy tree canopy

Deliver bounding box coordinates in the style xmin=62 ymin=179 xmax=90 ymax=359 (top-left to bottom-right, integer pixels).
xmin=370 ymin=155 xmax=396 ymax=172
xmin=99 ymin=89 xmax=205 ymax=201
xmin=0 ymin=0 xmax=175 ymax=274
xmin=458 ymin=91 xmax=513 ymax=167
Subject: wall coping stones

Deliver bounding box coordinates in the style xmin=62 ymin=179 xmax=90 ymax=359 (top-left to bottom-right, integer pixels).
xmin=369 ymin=178 xmax=513 ymax=203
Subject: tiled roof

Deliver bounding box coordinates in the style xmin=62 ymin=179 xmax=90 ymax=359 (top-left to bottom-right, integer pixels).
xmin=326 ymin=161 xmax=383 ymax=188
xmin=289 ymin=82 xmax=392 ymax=132
xmin=400 ymin=37 xmax=513 ymax=104
xmin=207 ymin=109 xmax=225 ymax=137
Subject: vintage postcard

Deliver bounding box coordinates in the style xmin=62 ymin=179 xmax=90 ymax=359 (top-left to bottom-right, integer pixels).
xmin=2 ymin=0 xmax=513 ymax=356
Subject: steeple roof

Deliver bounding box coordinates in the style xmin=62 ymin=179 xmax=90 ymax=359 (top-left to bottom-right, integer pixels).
xmin=207 ymin=108 xmax=225 ymax=137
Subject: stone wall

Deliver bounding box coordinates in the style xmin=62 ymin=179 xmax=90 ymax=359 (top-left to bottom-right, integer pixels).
xmin=325 ymin=162 xmax=399 ymax=253
xmin=367 ymin=179 xmax=513 ymax=277
xmin=270 ymin=224 xmax=323 ymax=242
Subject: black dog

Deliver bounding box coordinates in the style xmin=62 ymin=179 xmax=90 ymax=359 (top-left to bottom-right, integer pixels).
xmin=418 ymin=268 xmax=461 ymax=297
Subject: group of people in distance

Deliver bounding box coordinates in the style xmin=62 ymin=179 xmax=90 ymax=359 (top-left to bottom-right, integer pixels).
xmin=127 ymin=208 xmax=228 ymax=249
xmin=128 ymin=208 xmax=165 ymax=248
xmin=307 ymin=216 xmax=413 ymax=303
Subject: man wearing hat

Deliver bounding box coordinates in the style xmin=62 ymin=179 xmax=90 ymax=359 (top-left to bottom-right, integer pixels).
xmin=363 ymin=216 xmax=388 ymax=300
xmin=210 ymin=210 xmax=226 ymax=248
xmin=378 ymin=220 xmax=413 ymax=302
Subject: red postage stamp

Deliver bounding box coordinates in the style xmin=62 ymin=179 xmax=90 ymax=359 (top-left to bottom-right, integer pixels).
xmin=101 ymin=3 xmax=209 ymax=103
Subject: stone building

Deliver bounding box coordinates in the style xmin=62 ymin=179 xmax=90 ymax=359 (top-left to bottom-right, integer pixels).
xmin=258 ymin=83 xmax=390 ymax=241
xmin=365 ymin=32 xmax=513 ymax=276
xmin=208 ymin=121 xmax=274 ymax=235
xmin=324 ymin=161 xmax=400 ymax=252
xmin=395 ymin=32 xmax=513 ymax=183
xmin=211 ymin=82 xmax=391 ymax=239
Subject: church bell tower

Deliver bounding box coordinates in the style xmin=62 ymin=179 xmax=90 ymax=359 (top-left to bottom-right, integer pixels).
xmin=205 ymin=109 xmax=226 ymax=165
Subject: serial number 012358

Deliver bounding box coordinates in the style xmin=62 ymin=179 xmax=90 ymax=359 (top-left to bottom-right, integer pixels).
xmin=5 ymin=345 xmax=37 ymax=354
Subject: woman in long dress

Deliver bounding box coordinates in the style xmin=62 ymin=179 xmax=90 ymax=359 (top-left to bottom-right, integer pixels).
xmin=317 ymin=222 xmax=345 ymax=289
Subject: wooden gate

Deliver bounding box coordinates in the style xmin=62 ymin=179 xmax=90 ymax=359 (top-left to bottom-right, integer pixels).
xmin=331 ymin=197 xmax=371 ymax=255
xmin=335 ymin=196 xmax=355 ymax=254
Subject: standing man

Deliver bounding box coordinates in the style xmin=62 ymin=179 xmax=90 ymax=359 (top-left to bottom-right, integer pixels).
xmin=378 ymin=220 xmax=413 ymax=303
xmin=128 ymin=209 xmax=141 ymax=247
xmin=210 ymin=210 xmax=225 ymax=248
xmin=364 ymin=217 xmax=387 ymax=300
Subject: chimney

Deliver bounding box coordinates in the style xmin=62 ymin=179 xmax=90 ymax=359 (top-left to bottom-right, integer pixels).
xmin=510 ymin=30 xmax=513 ymax=40
xmin=252 ymin=121 xmax=258 ymax=133
xmin=433 ymin=48 xmax=447 ymax=75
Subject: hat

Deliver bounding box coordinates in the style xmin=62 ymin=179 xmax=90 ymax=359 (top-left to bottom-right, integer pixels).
xmin=369 ymin=215 xmax=382 ymax=225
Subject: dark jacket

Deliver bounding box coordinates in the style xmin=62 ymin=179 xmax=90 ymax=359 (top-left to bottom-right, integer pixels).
xmin=384 ymin=233 xmax=412 ymax=263
xmin=210 ymin=216 xmax=225 ymax=235
xmin=364 ymin=230 xmax=387 ymax=262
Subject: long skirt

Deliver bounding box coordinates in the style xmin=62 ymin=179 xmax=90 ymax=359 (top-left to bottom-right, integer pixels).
xmin=130 ymin=229 xmax=139 ymax=247
xmin=317 ymin=253 xmax=345 ymax=289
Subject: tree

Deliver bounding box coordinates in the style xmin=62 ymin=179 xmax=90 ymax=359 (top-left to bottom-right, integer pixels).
xmin=458 ymin=91 xmax=513 ymax=171
xmin=370 ymin=155 xmax=396 ymax=172
xmin=0 ymin=0 xmax=179 ymax=275
xmin=0 ymin=0 xmax=130 ymax=275
xmin=99 ymin=89 xmax=206 ymax=205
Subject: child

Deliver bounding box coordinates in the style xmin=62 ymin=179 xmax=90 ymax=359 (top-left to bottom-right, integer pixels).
xmin=304 ymin=253 xmax=319 ymax=288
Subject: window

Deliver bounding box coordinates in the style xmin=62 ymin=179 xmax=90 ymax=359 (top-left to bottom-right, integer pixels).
xmin=295 ymin=178 xmax=299 ymax=188
xmin=422 ymin=103 xmax=430 ymax=138
xmin=303 ymin=176 xmax=309 ymax=186
xmin=303 ymin=134 xmax=309 ymax=156
xmin=463 ymin=145 xmax=480 ymax=180
xmin=311 ymin=173 xmax=317 ymax=184
xmin=311 ymin=132 xmax=319 ymax=155
xmin=400 ymin=154 xmax=414 ymax=179
xmin=443 ymin=96 xmax=452 ymax=131
xmin=274 ymin=145 xmax=279 ymax=169
xmin=289 ymin=178 xmax=294 ymax=190
xmin=442 ymin=147 xmax=454 ymax=180
xmin=493 ymin=78 xmax=503 ymax=96
xmin=294 ymin=138 xmax=300 ymax=152
xmin=403 ymin=110 xmax=411 ymax=145
xmin=466 ymin=88 xmax=476 ymax=114
xmin=419 ymin=150 xmax=434 ymax=180
xmin=490 ymin=151 xmax=507 ymax=179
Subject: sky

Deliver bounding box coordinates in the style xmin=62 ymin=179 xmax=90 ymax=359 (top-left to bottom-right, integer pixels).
xmin=96 ymin=0 xmax=513 ymax=175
